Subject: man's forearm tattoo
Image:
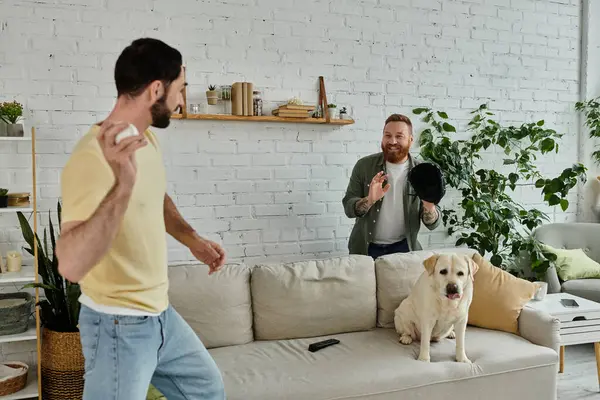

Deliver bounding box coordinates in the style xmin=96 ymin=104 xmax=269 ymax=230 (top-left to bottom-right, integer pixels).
xmin=355 ymin=197 xmax=373 ymax=217
xmin=422 ymin=207 xmax=439 ymax=225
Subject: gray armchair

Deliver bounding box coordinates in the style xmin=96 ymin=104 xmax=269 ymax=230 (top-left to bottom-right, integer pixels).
xmin=533 ymin=222 xmax=600 ymax=303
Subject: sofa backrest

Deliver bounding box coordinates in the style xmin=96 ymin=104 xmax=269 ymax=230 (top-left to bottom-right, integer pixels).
xmin=375 ymin=247 xmax=477 ymax=328
xmin=167 ymin=248 xmax=482 ymax=346
xmin=251 ymin=255 xmax=376 ymax=340
xmin=168 ymin=263 xmax=253 ymax=349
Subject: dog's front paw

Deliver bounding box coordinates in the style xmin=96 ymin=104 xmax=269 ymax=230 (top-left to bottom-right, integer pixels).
xmin=456 ymin=354 xmax=471 ymax=364
xmin=447 ymin=330 xmax=456 ymax=339
xmin=417 ymin=354 xmax=430 ymax=362
xmin=399 ymin=334 xmax=413 ymax=345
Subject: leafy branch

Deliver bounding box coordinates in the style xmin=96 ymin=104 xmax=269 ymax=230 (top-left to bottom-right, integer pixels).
xmin=575 ymin=97 xmax=600 ymax=164
xmin=18 ymin=201 xmax=81 ymax=332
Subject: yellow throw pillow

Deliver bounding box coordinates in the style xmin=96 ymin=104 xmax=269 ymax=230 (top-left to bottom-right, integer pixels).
xmin=541 ymin=244 xmax=600 ymax=281
xmin=468 ymin=253 xmax=537 ymax=335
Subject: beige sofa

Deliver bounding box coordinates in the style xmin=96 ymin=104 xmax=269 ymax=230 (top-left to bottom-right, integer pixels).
xmin=168 ymin=248 xmax=560 ymax=400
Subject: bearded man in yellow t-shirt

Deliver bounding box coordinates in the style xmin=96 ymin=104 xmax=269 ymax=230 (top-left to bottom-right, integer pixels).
xmin=57 ymin=38 xmax=226 ymax=400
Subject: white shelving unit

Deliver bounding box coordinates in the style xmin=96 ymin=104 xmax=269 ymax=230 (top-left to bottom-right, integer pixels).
xmin=0 ymin=323 xmax=37 ymax=345
xmin=0 ymin=137 xmax=31 ymax=142
xmin=0 ymin=129 xmax=40 ymax=400
xmin=0 ymin=208 xmax=34 ymax=214
xmin=0 ymin=267 xmax=35 ymax=284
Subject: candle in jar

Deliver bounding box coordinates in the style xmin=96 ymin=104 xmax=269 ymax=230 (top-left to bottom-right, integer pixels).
xmin=6 ymin=251 xmax=22 ymax=272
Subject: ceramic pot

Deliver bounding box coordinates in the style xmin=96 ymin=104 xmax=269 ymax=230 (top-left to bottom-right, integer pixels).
xmin=328 ymin=108 xmax=337 ymax=120
xmin=6 ymin=124 xmax=24 ymax=137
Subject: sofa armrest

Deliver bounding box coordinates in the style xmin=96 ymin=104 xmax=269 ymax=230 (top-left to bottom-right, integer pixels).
xmin=518 ymin=307 xmax=560 ymax=353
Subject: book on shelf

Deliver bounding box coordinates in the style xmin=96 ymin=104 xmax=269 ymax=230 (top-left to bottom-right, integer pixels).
xmin=245 ymin=82 xmax=254 ymax=116
xmin=278 ymin=105 xmax=315 ymax=111
xmin=272 ymin=109 xmax=312 ymax=118
xmin=231 ymin=82 xmax=254 ymax=116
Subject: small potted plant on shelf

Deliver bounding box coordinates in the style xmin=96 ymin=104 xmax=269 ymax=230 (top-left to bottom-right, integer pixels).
xmin=0 ymin=101 xmax=24 ymax=137
xmin=0 ymin=188 xmax=8 ymax=208
xmin=339 ymin=107 xmax=348 ymax=120
xmin=327 ymin=103 xmax=337 ymax=119
xmin=206 ymin=85 xmax=219 ymax=105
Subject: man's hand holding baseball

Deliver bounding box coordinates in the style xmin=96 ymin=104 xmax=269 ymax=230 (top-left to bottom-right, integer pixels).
xmin=97 ymin=121 xmax=147 ymax=193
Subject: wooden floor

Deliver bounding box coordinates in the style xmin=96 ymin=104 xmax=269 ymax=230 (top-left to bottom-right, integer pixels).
xmin=558 ymin=343 xmax=600 ymax=399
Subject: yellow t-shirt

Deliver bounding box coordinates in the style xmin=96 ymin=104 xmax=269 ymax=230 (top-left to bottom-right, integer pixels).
xmin=60 ymin=125 xmax=168 ymax=314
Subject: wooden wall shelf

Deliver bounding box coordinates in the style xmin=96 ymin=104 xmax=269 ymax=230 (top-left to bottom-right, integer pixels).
xmin=171 ymin=71 xmax=352 ymax=126
xmin=170 ymin=113 xmax=354 ymax=125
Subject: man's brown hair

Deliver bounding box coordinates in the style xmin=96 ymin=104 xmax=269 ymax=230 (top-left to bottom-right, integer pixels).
xmin=384 ymin=114 xmax=413 ymax=135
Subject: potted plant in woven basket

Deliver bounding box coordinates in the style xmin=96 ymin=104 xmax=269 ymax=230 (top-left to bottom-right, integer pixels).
xmin=17 ymin=202 xmax=163 ymax=400
xmin=17 ymin=201 xmax=85 ymax=400
xmin=206 ymin=84 xmax=219 ymax=105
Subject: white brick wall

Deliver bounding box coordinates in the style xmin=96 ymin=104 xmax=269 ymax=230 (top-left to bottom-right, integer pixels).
xmin=0 ymin=0 xmax=584 ymax=271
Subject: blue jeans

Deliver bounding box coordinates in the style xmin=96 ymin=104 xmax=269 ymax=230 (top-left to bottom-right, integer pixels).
xmin=367 ymin=239 xmax=410 ymax=259
xmin=78 ymin=304 xmax=225 ymax=400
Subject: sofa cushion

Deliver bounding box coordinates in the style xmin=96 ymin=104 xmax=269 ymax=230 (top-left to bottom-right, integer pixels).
xmin=375 ymin=248 xmax=476 ymax=328
xmin=541 ymin=244 xmax=600 ymax=281
xmin=168 ymin=263 xmax=253 ymax=349
xmin=209 ymin=327 xmax=557 ymax=400
xmin=562 ymin=279 xmax=600 ymax=303
xmin=469 ymin=253 xmax=537 ymax=335
xmin=251 ymin=255 xmax=376 ymax=340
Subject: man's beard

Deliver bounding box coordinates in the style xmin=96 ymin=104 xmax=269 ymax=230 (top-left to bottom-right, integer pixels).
xmin=150 ymin=95 xmax=172 ymax=129
xmin=382 ymin=143 xmax=409 ymax=163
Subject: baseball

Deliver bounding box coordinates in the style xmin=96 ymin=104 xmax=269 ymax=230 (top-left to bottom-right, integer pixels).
xmin=115 ymin=123 xmax=140 ymax=145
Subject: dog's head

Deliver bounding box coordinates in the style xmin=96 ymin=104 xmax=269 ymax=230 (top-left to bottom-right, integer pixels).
xmin=423 ymin=254 xmax=479 ymax=301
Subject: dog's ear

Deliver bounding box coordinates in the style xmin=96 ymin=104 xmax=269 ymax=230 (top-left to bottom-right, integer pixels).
xmin=466 ymin=256 xmax=479 ymax=281
xmin=423 ymin=254 xmax=439 ymax=275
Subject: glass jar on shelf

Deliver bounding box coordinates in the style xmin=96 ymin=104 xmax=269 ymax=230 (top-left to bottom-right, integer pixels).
xmin=220 ymin=85 xmax=232 ymax=101
xmin=190 ymin=104 xmax=201 ymax=114
xmin=253 ymin=90 xmax=262 ymax=116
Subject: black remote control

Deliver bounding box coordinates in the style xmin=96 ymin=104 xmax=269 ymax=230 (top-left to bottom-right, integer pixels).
xmin=308 ymin=338 xmax=340 ymax=352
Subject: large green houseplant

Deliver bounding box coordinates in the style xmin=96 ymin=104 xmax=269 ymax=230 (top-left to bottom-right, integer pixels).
xmin=413 ymin=104 xmax=587 ymax=278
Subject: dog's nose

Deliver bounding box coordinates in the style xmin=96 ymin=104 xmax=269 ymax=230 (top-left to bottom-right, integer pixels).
xmin=446 ymin=283 xmax=459 ymax=294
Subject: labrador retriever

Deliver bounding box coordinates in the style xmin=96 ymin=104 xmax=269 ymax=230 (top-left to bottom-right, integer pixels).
xmin=394 ymin=253 xmax=479 ymax=363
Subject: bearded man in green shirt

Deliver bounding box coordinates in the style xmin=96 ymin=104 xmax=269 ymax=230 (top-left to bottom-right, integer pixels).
xmin=343 ymin=114 xmax=441 ymax=258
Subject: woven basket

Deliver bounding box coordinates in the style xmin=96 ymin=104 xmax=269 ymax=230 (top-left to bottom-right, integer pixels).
xmin=0 ymin=362 xmax=28 ymax=396
xmin=41 ymin=327 xmax=85 ymax=399
xmin=7 ymin=192 xmax=30 ymax=207
xmin=0 ymin=292 xmax=33 ymax=336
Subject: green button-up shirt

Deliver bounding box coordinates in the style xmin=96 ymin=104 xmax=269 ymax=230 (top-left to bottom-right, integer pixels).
xmin=342 ymin=152 xmax=441 ymax=255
